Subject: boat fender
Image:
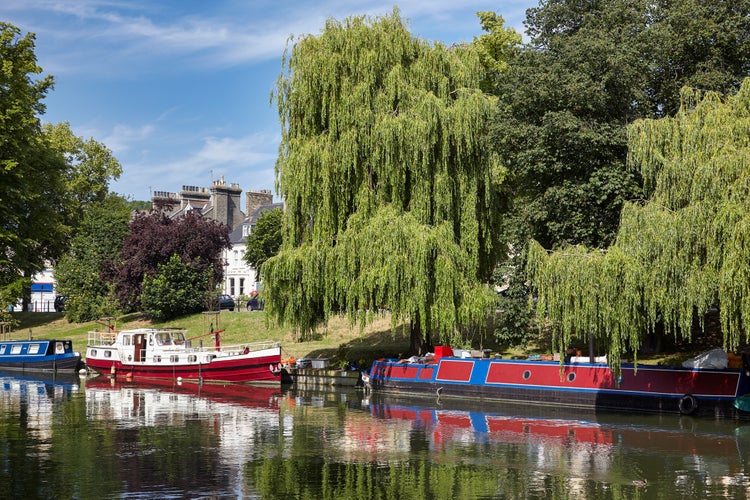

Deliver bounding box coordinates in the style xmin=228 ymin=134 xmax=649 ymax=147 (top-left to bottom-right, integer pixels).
xmin=679 ymin=394 xmax=698 ymax=415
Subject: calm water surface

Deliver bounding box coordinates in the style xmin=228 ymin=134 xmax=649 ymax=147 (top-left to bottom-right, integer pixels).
xmin=0 ymin=371 xmax=748 ymax=499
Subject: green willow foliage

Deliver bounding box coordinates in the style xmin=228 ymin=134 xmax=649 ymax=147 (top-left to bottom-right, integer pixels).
xmin=528 ymin=79 xmax=750 ymax=368
xmin=265 ymin=10 xmax=508 ymax=343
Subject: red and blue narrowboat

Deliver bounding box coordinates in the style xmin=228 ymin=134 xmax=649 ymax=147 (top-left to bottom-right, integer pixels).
xmin=364 ymin=348 xmax=750 ymax=418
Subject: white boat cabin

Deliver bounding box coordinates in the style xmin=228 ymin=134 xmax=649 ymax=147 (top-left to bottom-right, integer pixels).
xmin=87 ymin=328 xmax=241 ymax=366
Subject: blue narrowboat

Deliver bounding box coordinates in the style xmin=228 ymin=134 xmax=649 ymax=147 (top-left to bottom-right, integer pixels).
xmin=0 ymin=339 xmax=82 ymax=373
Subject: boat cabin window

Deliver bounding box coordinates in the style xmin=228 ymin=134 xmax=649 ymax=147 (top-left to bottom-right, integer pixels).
xmin=10 ymin=345 xmax=22 ymax=355
xmin=155 ymin=332 xmax=172 ymax=346
xmin=172 ymin=331 xmax=186 ymax=345
xmin=0 ymin=345 xmax=6 ymax=355
xmin=28 ymin=344 xmax=41 ymax=354
xmin=121 ymin=335 xmax=131 ymax=346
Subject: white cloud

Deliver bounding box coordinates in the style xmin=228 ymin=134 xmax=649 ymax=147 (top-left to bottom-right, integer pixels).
xmin=103 ymin=123 xmax=156 ymax=154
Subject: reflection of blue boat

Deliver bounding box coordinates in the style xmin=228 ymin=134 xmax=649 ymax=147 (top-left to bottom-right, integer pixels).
xmin=368 ymin=396 xmax=750 ymax=461
xmin=0 ymin=370 xmax=80 ymax=407
xmin=0 ymin=339 xmax=82 ymax=373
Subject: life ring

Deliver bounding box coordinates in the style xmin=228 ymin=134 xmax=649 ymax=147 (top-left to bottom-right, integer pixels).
xmin=679 ymin=394 xmax=698 ymax=415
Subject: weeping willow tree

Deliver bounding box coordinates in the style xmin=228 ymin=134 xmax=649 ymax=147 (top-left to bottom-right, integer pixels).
xmin=264 ymin=9 xmax=518 ymax=352
xmin=528 ymin=79 xmax=750 ymax=369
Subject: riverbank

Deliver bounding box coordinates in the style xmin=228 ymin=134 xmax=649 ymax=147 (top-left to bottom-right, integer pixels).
xmin=4 ymin=310 xmax=413 ymax=368
xmin=5 ymin=310 xmax=710 ymax=369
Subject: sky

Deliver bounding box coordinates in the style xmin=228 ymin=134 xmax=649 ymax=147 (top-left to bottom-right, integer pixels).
xmin=1 ymin=1 xmax=535 ymax=208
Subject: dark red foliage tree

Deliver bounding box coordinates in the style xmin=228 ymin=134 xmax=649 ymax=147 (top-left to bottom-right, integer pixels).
xmin=107 ymin=210 xmax=230 ymax=312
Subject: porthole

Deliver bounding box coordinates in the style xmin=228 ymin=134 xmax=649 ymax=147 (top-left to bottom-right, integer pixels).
xmin=90 ymin=349 xmax=97 ymax=357
xmin=153 ymin=355 xmax=162 ymax=363
xmin=567 ymin=372 xmax=576 ymax=382
xmin=170 ymin=355 xmax=179 ymax=363
xmin=188 ymin=355 xmax=197 ymax=363
xmin=104 ymin=350 xmax=112 ymax=358
xmin=522 ymin=370 xmax=531 ymax=380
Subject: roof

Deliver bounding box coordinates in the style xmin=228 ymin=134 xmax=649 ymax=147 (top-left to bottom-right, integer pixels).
xmin=229 ymin=202 xmax=283 ymax=244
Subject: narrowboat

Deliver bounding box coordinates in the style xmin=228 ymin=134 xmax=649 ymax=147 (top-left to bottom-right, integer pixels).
xmin=0 ymin=338 xmax=82 ymax=373
xmin=85 ymin=328 xmax=283 ymax=384
xmin=364 ymin=347 xmax=750 ymax=418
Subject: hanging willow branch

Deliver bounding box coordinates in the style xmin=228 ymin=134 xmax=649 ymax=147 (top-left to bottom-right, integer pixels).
xmin=264 ymin=9 xmax=513 ymax=341
xmin=528 ymin=79 xmax=750 ymax=369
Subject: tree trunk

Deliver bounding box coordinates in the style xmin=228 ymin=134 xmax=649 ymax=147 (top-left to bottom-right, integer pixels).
xmin=409 ymin=313 xmax=433 ymax=356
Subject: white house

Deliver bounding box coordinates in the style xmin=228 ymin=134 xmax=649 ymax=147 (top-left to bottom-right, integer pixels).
xmin=221 ymin=200 xmax=283 ymax=301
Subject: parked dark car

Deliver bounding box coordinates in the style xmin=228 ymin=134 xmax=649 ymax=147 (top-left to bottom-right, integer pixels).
xmin=218 ymin=294 xmax=235 ymax=311
xmin=246 ymin=295 xmax=264 ymax=311
xmin=54 ymin=295 xmax=66 ymax=313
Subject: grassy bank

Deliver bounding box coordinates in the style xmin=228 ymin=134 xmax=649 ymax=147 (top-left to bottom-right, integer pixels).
xmin=6 ymin=310 xmax=411 ymax=368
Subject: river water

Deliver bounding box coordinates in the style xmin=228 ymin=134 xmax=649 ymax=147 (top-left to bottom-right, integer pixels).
xmin=0 ymin=371 xmax=748 ymax=499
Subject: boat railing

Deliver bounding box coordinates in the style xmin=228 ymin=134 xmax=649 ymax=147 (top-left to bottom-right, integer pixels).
xmin=218 ymin=340 xmax=281 ymax=353
xmin=87 ymin=330 xmax=117 ymax=346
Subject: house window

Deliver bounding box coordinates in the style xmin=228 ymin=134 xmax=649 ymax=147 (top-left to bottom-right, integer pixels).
xmin=229 ymin=278 xmax=235 ymax=296
xmin=239 ymin=278 xmax=245 ymax=296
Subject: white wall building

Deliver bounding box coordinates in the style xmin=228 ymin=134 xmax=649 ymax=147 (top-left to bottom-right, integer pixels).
xmin=221 ymin=201 xmax=283 ymax=301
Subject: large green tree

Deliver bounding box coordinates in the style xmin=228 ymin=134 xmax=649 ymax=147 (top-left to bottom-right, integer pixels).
xmin=528 ymin=80 xmax=750 ymax=369
xmin=42 ymin=122 xmax=123 ymax=232
xmin=0 ymin=22 xmax=66 ymax=312
xmin=264 ymin=10 xmax=517 ymax=352
xmin=54 ymin=194 xmax=131 ymax=322
xmin=494 ymin=0 xmax=750 ymax=251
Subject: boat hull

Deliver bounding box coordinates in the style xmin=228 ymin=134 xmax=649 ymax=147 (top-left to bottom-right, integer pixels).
xmin=86 ymin=350 xmax=282 ymax=384
xmin=368 ymin=357 xmax=750 ymax=418
xmin=0 ymin=355 xmax=82 ymax=373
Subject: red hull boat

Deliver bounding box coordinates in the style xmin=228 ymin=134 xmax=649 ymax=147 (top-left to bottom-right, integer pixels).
xmin=86 ymin=328 xmax=283 ymax=384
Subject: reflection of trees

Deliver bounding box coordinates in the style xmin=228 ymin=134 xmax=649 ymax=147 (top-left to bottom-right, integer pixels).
xmin=252 ymin=456 xmax=505 ymax=499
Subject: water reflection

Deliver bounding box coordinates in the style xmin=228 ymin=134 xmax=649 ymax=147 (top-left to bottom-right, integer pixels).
xmin=0 ymin=371 xmax=747 ymax=498
xmin=84 ymin=376 xmax=282 ymax=498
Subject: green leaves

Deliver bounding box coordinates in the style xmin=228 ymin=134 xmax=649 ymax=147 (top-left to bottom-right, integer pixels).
xmin=266 ymin=10 xmax=512 ymax=347
xmin=141 ymin=254 xmax=212 ymax=321
xmin=529 ymin=79 xmax=750 ymax=368
xmin=244 ymin=208 xmax=283 ymax=277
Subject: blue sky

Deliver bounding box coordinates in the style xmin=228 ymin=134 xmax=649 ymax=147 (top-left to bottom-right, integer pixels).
xmin=1 ymin=1 xmax=535 ymax=207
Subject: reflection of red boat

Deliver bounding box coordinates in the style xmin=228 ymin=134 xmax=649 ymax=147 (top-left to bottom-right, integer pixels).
xmin=85 ymin=374 xmax=282 ymax=409
xmin=366 ymin=352 xmax=750 ymax=417
xmin=86 ymin=328 xmax=283 ymax=384
xmin=371 ymin=402 xmax=749 ymax=458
